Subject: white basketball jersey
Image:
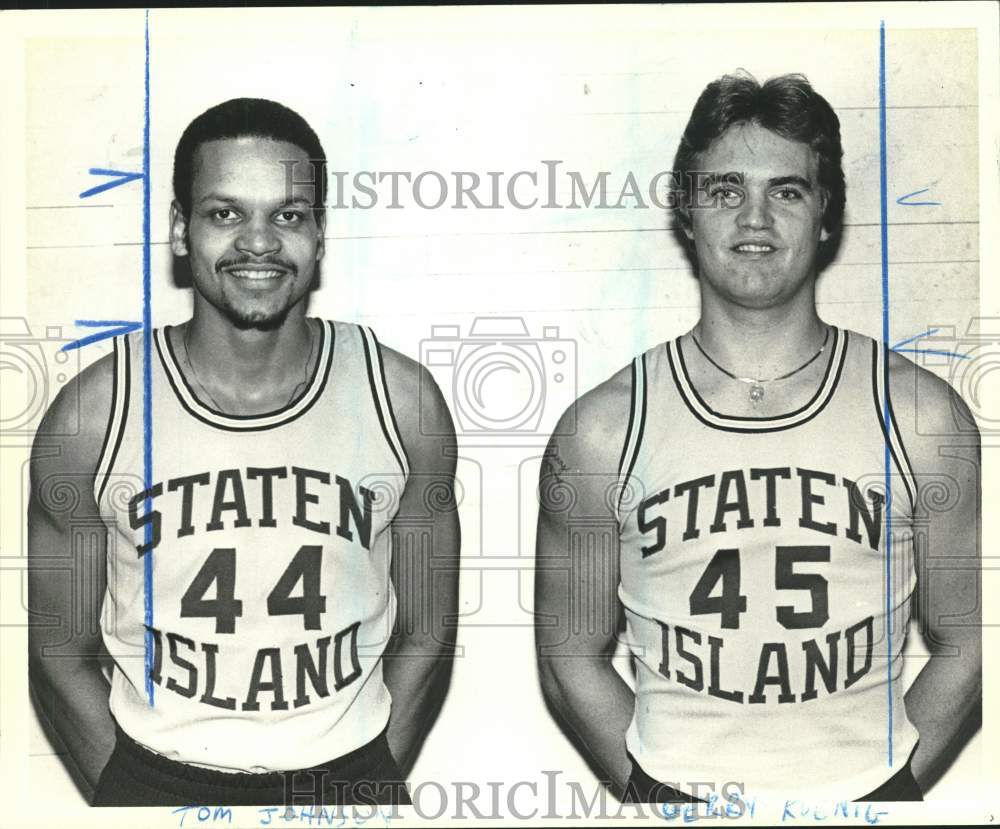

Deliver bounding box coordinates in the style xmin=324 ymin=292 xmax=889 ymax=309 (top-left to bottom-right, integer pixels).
xmin=95 ymin=320 xmax=409 ymax=772
xmin=616 ymin=326 xmax=919 ymax=800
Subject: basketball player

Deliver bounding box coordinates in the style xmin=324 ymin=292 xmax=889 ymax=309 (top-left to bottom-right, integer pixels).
xmin=28 ymin=99 xmax=460 ymax=806
xmin=535 ymin=74 xmax=981 ymax=803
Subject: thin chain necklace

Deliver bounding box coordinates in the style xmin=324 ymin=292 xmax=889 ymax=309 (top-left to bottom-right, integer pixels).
xmin=689 ymin=325 xmax=830 ymax=406
xmin=182 ymin=321 xmax=316 ymax=414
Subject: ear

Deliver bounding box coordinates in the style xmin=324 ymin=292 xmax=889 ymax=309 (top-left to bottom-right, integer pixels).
xmin=680 ymin=207 xmax=695 ymax=242
xmin=169 ymin=201 xmax=189 ymax=257
xmin=315 ymin=208 xmax=326 ymax=262
xmin=819 ymin=191 xmax=830 ymax=243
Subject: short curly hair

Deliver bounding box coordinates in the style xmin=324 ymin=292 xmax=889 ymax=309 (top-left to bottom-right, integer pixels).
xmin=173 ymin=98 xmax=327 ymax=220
xmin=672 ymin=72 xmax=845 ymax=241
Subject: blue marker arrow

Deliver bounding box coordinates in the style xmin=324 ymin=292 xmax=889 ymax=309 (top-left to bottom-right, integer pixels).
xmin=891 ymin=328 xmax=938 ymax=349
xmin=79 ymin=168 xmax=144 ymax=199
xmin=61 ymin=319 xmax=143 ymax=351
xmin=891 ymin=328 xmax=968 ymax=359
xmin=896 ymin=187 xmax=941 ymax=207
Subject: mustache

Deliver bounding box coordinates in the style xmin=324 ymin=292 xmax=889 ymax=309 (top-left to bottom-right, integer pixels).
xmin=215 ymin=257 xmax=299 ymax=275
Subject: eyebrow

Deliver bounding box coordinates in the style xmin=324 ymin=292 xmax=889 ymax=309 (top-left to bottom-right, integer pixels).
xmin=700 ymin=173 xmax=815 ymax=191
xmin=702 ymin=171 xmax=745 ymax=186
xmin=768 ymin=175 xmax=814 ymax=191
xmin=197 ymin=194 xmax=315 ymax=207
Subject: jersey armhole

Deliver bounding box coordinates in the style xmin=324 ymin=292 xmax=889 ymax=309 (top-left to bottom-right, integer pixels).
xmin=615 ymin=353 xmax=647 ymax=525
xmin=871 ymin=339 xmax=917 ymax=516
xmin=94 ymin=335 xmax=131 ymax=505
xmin=359 ymin=326 xmax=411 ymax=480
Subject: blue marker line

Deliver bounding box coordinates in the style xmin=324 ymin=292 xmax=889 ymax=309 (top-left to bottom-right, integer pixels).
xmin=878 ymin=20 xmax=893 ymax=767
xmin=74 ymin=319 xmax=143 ymax=327
xmin=893 ymin=347 xmax=969 ymax=359
xmin=892 ymin=329 xmax=969 ymax=359
xmin=896 ymin=187 xmax=941 ymax=207
xmin=142 ymin=8 xmax=155 ymax=706
xmin=61 ymin=320 xmax=142 ymax=351
xmin=891 ymin=328 xmax=938 ymax=350
xmin=79 ymin=168 xmax=144 ymax=199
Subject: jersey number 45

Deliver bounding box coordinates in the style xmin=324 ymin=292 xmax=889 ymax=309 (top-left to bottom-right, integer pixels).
xmin=690 ymin=545 xmax=830 ymax=630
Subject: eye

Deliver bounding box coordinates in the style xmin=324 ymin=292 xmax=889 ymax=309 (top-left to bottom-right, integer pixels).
xmin=710 ymin=186 xmax=744 ymax=206
xmin=773 ymin=187 xmax=803 ymax=201
xmin=275 ymin=210 xmax=304 ymax=225
xmin=211 ymin=208 xmax=240 ymax=222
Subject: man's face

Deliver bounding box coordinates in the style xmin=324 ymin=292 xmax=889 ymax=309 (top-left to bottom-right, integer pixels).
xmin=684 ymin=122 xmax=829 ymax=310
xmin=170 ymin=136 xmax=325 ymax=330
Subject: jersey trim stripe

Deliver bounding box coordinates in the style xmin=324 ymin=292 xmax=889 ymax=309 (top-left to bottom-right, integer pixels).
xmin=153 ymin=320 xmax=335 ymax=432
xmin=616 ymin=354 xmax=647 ymax=523
xmin=667 ymin=327 xmax=848 ymax=433
xmin=617 ymin=360 xmax=639 ymax=480
xmin=95 ymin=335 xmax=131 ymax=504
xmin=93 ymin=338 xmax=120 ymax=501
xmin=371 ymin=328 xmax=411 ymax=477
xmin=871 ymin=341 xmax=917 ymax=514
xmin=360 ymin=326 xmax=410 ymax=478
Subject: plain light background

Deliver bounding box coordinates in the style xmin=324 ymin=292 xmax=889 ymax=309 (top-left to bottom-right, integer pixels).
xmin=2 ymin=5 xmax=998 ymax=826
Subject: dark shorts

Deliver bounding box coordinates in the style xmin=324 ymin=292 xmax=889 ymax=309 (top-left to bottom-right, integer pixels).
xmin=622 ymin=759 xmax=923 ymax=804
xmin=92 ymin=725 xmax=411 ymax=807
xmin=856 ymin=762 xmax=923 ymax=801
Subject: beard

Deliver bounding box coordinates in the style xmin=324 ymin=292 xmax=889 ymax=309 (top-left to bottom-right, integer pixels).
xmin=221 ymin=300 xmax=293 ymax=331
xmin=211 ymin=255 xmax=302 ymax=331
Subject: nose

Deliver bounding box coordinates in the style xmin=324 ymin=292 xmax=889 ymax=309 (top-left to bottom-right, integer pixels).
xmin=234 ymin=215 xmax=281 ymax=257
xmin=736 ymin=191 xmax=773 ymax=232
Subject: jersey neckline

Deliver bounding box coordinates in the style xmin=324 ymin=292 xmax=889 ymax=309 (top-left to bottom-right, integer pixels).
xmin=667 ymin=326 xmax=848 ymax=433
xmin=154 ymin=319 xmax=335 ymax=432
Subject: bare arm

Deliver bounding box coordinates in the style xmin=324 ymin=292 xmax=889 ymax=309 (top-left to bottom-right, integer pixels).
xmin=892 ymin=355 xmax=981 ymax=792
xmin=534 ymin=368 xmax=635 ymax=797
xmin=27 ymin=356 xmax=117 ymax=802
xmin=379 ymin=346 xmax=460 ymax=776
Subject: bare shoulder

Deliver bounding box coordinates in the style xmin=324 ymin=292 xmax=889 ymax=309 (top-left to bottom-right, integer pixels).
xmin=30 ymin=347 xmax=116 ymax=509
xmin=536 ymin=362 xmax=634 ymax=546
xmin=886 ymin=348 xmax=979 ymax=445
xmin=375 ymin=339 xmax=455 ymax=469
xmin=885 ymin=348 xmax=980 ymax=491
xmin=375 ymin=340 xmax=421 ymax=396
xmin=548 ymin=361 xmax=634 ymax=479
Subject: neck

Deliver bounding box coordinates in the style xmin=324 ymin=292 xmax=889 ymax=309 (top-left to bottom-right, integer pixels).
xmin=184 ymin=302 xmax=314 ymax=392
xmin=694 ymin=285 xmax=825 ymax=379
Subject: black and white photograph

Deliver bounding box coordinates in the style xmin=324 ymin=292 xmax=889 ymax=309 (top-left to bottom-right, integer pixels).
xmin=1 ymin=3 xmax=996 ymax=826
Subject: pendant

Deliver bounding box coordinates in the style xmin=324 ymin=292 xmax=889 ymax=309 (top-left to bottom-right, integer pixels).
xmin=749 ymin=383 xmax=765 ymax=404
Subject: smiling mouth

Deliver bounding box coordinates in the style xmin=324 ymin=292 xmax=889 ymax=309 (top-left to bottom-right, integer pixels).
xmin=733 ymin=243 xmax=776 ymax=254
xmin=224 ymin=268 xmax=287 ymax=280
